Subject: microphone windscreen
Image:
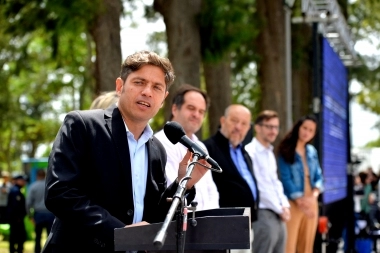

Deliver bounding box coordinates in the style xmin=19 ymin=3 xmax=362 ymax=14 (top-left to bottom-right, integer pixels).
xmin=164 ymin=121 xmax=186 ymax=144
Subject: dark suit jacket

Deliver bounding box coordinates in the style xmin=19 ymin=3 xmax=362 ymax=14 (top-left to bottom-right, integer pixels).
xmin=43 ymin=105 xmax=194 ymax=252
xmin=203 ymin=131 xmax=259 ymax=221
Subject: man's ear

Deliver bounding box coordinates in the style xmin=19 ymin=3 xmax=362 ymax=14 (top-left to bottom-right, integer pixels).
xmin=220 ymin=116 xmax=225 ymax=126
xmin=254 ymin=124 xmax=260 ymax=134
xmin=116 ymin=78 xmax=123 ymax=95
xmin=171 ymin=103 xmax=178 ymax=115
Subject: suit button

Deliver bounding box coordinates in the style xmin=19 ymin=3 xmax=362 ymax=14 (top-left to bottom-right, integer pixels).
xmin=127 ymin=209 xmax=133 ymax=216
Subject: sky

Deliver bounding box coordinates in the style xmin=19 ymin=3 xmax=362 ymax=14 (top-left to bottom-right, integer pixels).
xmin=119 ymin=1 xmax=380 ymax=149
xmin=350 ymin=40 xmax=380 ymax=148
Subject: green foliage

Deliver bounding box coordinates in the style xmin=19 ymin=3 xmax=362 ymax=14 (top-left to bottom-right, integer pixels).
xmin=231 ymin=62 xmax=261 ymax=117
xmin=350 ymin=55 xmax=380 ymax=115
xmin=3 ymin=0 xmax=378 ymax=170
xmin=365 ymin=138 xmax=380 ymax=148
xmin=348 ymin=0 xmax=380 ymax=38
xmin=0 ymin=0 xmax=98 ymax=170
xmin=146 ymin=0 xmax=261 ymax=125
xmin=347 ymin=0 xmax=380 ymax=142
xmin=144 ymin=3 xmax=162 ymax=23
xmin=198 ymin=0 xmax=261 ymax=120
xmin=146 ymin=31 xmax=167 ymax=56
xmin=199 ymin=0 xmax=258 ymax=63
xmin=2 ymin=0 xmax=100 ymax=34
xmin=150 ymin=107 xmax=166 ymax=133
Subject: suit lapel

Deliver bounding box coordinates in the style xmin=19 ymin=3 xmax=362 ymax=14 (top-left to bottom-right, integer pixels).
xmin=105 ymin=106 xmax=133 ymax=201
xmin=243 ymin=151 xmax=254 ymax=178
xmin=145 ymin=138 xmax=159 ymax=192
xmin=143 ymin=137 xmax=166 ymax=221
xmin=216 ymin=132 xmax=242 ymax=178
xmin=220 ymin=134 xmax=246 ymax=177
xmin=243 ymin=149 xmax=259 ymax=203
xmin=224 ymin=146 xmax=241 ymax=177
xmin=216 ymin=131 xmax=259 ymax=201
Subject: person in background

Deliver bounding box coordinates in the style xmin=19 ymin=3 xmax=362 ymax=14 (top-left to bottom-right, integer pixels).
xmin=27 ymin=169 xmax=55 ymax=253
xmin=359 ymin=168 xmax=380 ymax=230
xmin=0 ymin=171 xmax=12 ymax=224
xmin=354 ymin=172 xmax=365 ymax=215
xmin=368 ymin=167 xmax=380 ymax=197
xmin=155 ymin=84 xmax=219 ymax=211
xmin=245 ymin=110 xmax=290 ymax=253
xmin=7 ymin=174 xmax=27 ymax=253
xmin=89 ymin=91 xmax=119 ymax=110
xmin=359 ymin=170 xmax=374 ymax=218
xmin=277 ymin=114 xmax=324 ymax=253
xmin=42 ymin=50 xmax=208 ymax=253
xmin=203 ymin=104 xmax=259 ymax=253
xmin=355 ymin=172 xmax=364 ymax=194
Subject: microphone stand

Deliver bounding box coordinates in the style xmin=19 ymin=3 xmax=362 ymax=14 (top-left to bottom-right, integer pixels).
xmin=153 ymin=152 xmax=202 ymax=253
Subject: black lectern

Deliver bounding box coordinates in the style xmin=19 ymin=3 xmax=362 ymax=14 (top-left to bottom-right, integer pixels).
xmin=114 ymin=207 xmax=251 ymax=252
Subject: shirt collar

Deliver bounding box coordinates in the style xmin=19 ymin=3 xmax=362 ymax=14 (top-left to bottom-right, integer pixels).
xmin=253 ymin=137 xmax=273 ymax=152
xmin=123 ymin=122 xmax=153 ymax=143
xmin=229 ymin=142 xmax=242 ymax=151
xmin=190 ymin=133 xmax=200 ymax=142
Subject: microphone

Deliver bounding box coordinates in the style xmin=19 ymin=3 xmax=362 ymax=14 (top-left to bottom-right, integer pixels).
xmin=164 ymin=121 xmax=222 ymax=173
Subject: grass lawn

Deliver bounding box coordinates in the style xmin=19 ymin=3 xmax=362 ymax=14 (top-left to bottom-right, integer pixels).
xmin=0 ymin=231 xmax=47 ymax=253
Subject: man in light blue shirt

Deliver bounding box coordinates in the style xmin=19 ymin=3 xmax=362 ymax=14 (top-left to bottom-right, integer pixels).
xmin=203 ymin=104 xmax=259 ymax=253
xmin=43 ymin=51 xmax=209 ymax=253
xmin=230 ymin=144 xmax=257 ymax=201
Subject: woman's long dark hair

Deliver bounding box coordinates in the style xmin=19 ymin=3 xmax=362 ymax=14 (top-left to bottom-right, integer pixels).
xmin=277 ymin=114 xmax=318 ymax=164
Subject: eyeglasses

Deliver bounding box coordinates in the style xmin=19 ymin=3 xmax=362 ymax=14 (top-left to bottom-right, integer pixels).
xmin=259 ymin=124 xmax=280 ymax=131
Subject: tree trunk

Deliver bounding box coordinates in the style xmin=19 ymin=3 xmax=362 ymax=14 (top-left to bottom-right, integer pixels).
xmin=291 ymin=23 xmax=313 ymax=121
xmin=204 ymin=60 xmax=232 ymax=137
xmin=90 ymin=0 xmax=122 ymax=94
xmin=154 ymin=0 xmax=202 ymax=122
xmin=255 ymin=0 xmax=287 ymax=141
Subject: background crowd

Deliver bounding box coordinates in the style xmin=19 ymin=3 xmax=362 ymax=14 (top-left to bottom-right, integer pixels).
xmin=0 ymin=169 xmax=54 ymax=253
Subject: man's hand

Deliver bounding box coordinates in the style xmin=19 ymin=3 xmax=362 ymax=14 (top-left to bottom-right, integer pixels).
xmin=280 ymin=207 xmax=291 ymax=222
xmin=178 ymin=150 xmax=208 ymax=189
xmin=125 ymin=221 xmax=149 ymax=228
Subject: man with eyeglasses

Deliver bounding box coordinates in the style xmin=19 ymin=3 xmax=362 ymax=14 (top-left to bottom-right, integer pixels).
xmin=245 ymin=110 xmax=290 ymax=253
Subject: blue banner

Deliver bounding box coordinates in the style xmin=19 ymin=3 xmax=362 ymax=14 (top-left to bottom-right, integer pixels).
xmin=321 ymin=37 xmax=348 ymax=204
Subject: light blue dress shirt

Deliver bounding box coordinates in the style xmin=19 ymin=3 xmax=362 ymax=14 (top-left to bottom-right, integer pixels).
xmin=230 ymin=144 xmax=257 ymax=200
xmin=125 ymin=124 xmax=153 ymax=223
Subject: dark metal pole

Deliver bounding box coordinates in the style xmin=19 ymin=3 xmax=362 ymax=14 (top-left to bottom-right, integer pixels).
xmin=153 ymin=153 xmax=201 ymax=251
xmin=345 ymin=68 xmax=356 ymax=253
xmin=284 ymin=4 xmax=293 ymax=130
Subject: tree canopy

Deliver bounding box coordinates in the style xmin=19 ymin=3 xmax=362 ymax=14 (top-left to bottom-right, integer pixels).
xmin=1 ymin=0 xmax=380 ymax=171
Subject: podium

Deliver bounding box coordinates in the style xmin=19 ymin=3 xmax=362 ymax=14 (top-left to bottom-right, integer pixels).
xmin=114 ymin=207 xmax=251 ymax=252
